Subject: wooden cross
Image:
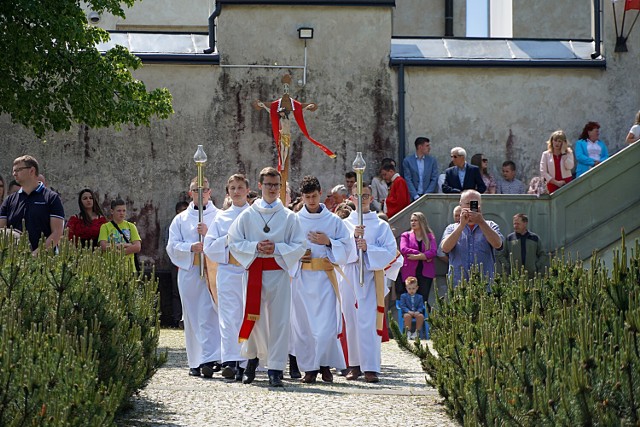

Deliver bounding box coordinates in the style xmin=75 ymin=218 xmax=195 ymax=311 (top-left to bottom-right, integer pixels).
xmin=253 ymin=74 xmax=335 ymax=203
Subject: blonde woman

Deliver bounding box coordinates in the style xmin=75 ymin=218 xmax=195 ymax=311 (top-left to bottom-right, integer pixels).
xmin=540 ymin=130 xmax=574 ymax=193
xmin=399 ymin=212 xmax=437 ymax=306
xmin=626 ymin=110 xmax=640 ymax=145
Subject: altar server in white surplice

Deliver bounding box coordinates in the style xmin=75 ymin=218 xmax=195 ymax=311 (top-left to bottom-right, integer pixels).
xmin=203 ymin=174 xmax=251 ymax=381
xmin=339 ymin=184 xmax=400 ymax=383
xmin=227 ymin=167 xmax=306 ymax=387
xmin=292 ymin=176 xmax=352 ymax=384
xmin=167 ymin=177 xmax=221 ymax=378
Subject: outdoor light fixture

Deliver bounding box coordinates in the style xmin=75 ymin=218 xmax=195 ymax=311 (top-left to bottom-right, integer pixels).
xmin=298 ymin=27 xmax=314 ymax=39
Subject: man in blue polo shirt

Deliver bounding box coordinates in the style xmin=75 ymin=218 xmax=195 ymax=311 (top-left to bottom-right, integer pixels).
xmin=0 ymin=155 xmax=64 ymax=252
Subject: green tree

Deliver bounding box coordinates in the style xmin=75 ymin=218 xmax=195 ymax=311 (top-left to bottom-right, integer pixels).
xmin=0 ymin=0 xmax=173 ymax=137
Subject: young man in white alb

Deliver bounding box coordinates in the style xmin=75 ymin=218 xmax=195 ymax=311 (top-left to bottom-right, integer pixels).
xmin=339 ymin=184 xmax=400 ymax=383
xmin=227 ymin=167 xmax=306 ymax=387
xmin=204 ymin=174 xmax=251 ymax=381
xmin=291 ymin=176 xmax=352 ymax=384
xmin=166 ymin=177 xmax=221 ymax=378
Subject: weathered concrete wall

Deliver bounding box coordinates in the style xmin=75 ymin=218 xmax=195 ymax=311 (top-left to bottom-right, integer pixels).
xmin=215 ymin=5 xmax=397 ymax=190
xmin=86 ymin=0 xmax=211 ymax=31
xmin=512 ymin=0 xmax=591 ymax=39
xmin=392 ymin=0 xmax=466 ymax=37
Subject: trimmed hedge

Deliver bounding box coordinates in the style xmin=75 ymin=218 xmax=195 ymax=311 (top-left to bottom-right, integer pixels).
xmin=393 ymin=235 xmax=640 ymax=426
xmin=0 ymin=231 xmax=164 ymax=426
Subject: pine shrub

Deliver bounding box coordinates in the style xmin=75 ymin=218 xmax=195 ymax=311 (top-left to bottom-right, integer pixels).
xmin=0 ymin=231 xmax=164 ymax=425
xmin=392 ymin=235 xmax=640 ymax=426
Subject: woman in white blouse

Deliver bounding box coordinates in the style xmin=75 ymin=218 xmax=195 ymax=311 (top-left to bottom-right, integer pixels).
xmin=540 ymin=130 xmax=574 ymax=193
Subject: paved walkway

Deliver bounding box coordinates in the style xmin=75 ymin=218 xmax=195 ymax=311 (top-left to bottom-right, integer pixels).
xmin=118 ymin=329 xmax=457 ymax=427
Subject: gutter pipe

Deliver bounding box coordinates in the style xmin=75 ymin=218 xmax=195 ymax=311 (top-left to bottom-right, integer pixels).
xmin=397 ymin=64 xmax=406 ymax=175
xmin=444 ymin=0 xmax=454 ymax=37
xmin=203 ymin=2 xmax=222 ymax=54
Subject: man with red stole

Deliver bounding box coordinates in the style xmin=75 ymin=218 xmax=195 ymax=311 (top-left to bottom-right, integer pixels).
xmin=227 ymin=167 xmax=306 ymax=387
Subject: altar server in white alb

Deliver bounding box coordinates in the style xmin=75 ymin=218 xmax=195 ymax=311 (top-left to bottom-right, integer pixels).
xmin=166 ymin=177 xmax=221 ymax=378
xmin=203 ymin=174 xmax=251 ymax=381
xmin=291 ymin=176 xmax=353 ymax=384
xmin=227 ymin=167 xmax=306 ymax=387
xmin=340 ymin=184 xmax=401 ymax=383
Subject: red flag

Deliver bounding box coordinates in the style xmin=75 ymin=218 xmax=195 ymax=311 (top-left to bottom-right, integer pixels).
xmin=625 ymin=0 xmax=640 ymax=11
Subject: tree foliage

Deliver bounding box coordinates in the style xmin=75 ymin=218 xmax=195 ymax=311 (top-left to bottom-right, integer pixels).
xmin=0 ymin=0 xmax=173 ymax=137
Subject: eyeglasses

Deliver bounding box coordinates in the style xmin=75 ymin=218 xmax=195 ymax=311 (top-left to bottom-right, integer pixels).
xmin=450 ymin=155 xmax=459 ymax=158
xmin=190 ymin=188 xmax=211 ymax=192
xmin=12 ymin=166 xmax=31 ymax=174
xmin=482 ymin=159 xmax=488 ymax=162
xmin=350 ymin=194 xmax=371 ymax=199
xmin=262 ymin=183 xmax=281 ymax=189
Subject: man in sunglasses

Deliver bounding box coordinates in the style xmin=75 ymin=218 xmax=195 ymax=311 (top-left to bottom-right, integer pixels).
xmin=442 ymin=147 xmax=487 ymax=194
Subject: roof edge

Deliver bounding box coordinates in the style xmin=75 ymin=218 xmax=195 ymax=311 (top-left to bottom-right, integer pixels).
xmin=218 ymin=0 xmax=394 ymax=6
xmin=390 ymin=58 xmax=606 ymax=69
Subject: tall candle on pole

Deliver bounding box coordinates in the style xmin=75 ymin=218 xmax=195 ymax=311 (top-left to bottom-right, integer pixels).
xmin=352 ymin=152 xmax=366 ymax=286
xmin=193 ymin=145 xmax=207 ymax=278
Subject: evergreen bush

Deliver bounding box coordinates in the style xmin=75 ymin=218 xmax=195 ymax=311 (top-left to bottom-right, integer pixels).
xmin=0 ymin=231 xmax=164 ymax=426
xmin=392 ymin=235 xmax=640 ymax=426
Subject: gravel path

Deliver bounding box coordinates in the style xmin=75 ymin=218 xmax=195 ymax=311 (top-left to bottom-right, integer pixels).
xmin=118 ymin=329 xmax=457 ymax=427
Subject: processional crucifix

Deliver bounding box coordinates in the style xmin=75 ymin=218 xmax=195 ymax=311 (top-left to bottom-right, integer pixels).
xmin=253 ymin=74 xmax=335 ymax=202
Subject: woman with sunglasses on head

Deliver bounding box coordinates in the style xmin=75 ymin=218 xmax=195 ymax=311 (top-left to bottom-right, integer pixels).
xmin=470 ymin=154 xmax=496 ymax=194
xmin=67 ymin=188 xmax=107 ymax=247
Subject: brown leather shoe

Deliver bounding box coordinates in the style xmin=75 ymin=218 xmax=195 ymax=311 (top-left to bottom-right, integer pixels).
xmin=345 ymin=366 xmax=362 ymax=381
xmin=302 ymin=372 xmax=318 ymax=383
xmin=364 ymin=371 xmax=379 ymax=383
xmin=320 ymin=366 xmax=333 ymax=383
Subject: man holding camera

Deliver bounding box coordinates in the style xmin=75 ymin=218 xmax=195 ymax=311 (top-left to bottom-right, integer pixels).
xmin=440 ymin=189 xmax=503 ymax=287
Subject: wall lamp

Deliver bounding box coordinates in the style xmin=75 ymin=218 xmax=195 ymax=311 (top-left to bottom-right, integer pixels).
xmin=298 ymin=27 xmax=314 ymax=40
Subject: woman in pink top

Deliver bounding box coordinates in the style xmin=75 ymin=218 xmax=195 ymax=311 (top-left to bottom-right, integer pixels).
xmin=539 ymin=130 xmax=574 ymax=193
xmin=399 ymin=212 xmax=437 ymax=306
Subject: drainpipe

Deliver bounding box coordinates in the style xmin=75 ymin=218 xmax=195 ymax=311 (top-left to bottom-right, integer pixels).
xmin=444 ymin=0 xmax=454 ymax=37
xmin=591 ymin=0 xmax=602 ymax=59
xmin=397 ymin=64 xmax=406 ymax=175
xmin=203 ymin=2 xmax=222 ymax=54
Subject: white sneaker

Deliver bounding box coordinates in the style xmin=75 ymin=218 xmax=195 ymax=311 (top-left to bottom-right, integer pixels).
xmin=410 ymin=332 xmax=417 ymax=340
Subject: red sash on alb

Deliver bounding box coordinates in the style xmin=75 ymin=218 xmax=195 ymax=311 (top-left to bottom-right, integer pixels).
xmin=238 ymin=257 xmax=282 ymax=342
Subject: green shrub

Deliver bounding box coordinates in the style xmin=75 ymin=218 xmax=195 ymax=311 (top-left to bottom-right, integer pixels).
xmin=0 ymin=231 xmax=164 ymax=425
xmin=393 ymin=235 xmax=640 ymax=426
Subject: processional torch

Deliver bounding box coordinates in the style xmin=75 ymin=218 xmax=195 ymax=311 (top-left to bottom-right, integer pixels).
xmin=352 ymin=152 xmax=366 ymax=286
xmin=194 ymin=145 xmax=208 ymax=278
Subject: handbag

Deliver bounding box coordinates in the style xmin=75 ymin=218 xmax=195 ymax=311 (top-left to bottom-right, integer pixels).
xmin=110 ymin=220 xmax=141 ymax=271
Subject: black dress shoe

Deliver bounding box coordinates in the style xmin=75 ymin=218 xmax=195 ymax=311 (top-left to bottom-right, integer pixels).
xmin=320 ymin=366 xmax=333 ymax=383
xmin=201 ymin=361 xmax=221 ymax=378
xmin=221 ymin=361 xmax=237 ymax=379
xmin=302 ymin=371 xmax=318 ymax=383
xmin=268 ymin=369 xmax=284 ymax=387
xmin=189 ymin=367 xmax=201 ymax=377
xmin=242 ymin=358 xmax=259 ymax=384
xmin=289 ymin=354 xmax=302 ymax=379
xmin=235 ymin=367 xmax=245 ymax=382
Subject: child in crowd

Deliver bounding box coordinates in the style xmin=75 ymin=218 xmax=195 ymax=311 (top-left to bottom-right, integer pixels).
xmin=398 ymin=276 xmax=426 ymax=339
xmin=497 ymin=161 xmax=526 ymax=194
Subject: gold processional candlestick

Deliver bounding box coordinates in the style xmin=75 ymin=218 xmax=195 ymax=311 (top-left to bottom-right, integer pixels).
xmin=352 ymin=152 xmax=366 ymax=286
xmin=194 ymin=145 xmax=208 ymax=278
